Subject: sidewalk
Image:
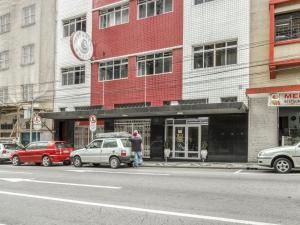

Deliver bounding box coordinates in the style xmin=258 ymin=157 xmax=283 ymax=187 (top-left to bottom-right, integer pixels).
xmin=142 ymin=161 xmax=265 ymax=170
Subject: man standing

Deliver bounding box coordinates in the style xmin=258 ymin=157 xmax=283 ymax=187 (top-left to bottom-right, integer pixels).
xmin=130 ymin=130 xmax=143 ymax=167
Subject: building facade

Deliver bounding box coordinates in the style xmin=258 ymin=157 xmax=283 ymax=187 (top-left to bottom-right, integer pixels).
xmin=248 ymin=0 xmax=300 ymax=161
xmin=54 ymin=0 xmax=93 ymax=146
xmin=0 ymin=0 xmax=56 ymax=145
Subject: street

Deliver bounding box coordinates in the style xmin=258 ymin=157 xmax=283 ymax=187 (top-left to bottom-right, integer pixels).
xmin=0 ymin=164 xmax=299 ymax=225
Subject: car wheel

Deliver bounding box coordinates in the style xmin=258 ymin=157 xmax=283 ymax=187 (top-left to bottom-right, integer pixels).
xmin=73 ymin=156 xmax=82 ymax=167
xmin=63 ymin=160 xmax=71 ymax=166
xmin=274 ymin=158 xmax=292 ymax=174
xmin=12 ymin=156 xmax=20 ymax=166
xmin=110 ymin=157 xmax=120 ymax=169
xmin=42 ymin=156 xmax=52 ymax=167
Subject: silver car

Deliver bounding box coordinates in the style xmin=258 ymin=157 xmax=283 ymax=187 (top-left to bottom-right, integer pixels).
xmin=0 ymin=142 xmax=24 ymax=163
xmin=70 ymin=132 xmax=134 ymax=169
xmin=258 ymin=143 xmax=300 ymax=173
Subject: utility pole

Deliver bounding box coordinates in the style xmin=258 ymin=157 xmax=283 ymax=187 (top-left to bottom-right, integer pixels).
xmin=29 ymin=100 xmax=33 ymax=143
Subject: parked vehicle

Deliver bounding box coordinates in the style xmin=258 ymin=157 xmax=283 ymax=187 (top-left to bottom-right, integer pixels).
xmin=0 ymin=141 xmax=24 ymax=164
xmin=70 ymin=132 xmax=134 ymax=169
xmin=257 ymin=142 xmax=300 ymax=173
xmin=10 ymin=141 xmax=74 ymax=167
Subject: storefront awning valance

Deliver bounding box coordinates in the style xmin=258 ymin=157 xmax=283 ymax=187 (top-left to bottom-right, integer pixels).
xmin=39 ymin=102 xmax=247 ymax=120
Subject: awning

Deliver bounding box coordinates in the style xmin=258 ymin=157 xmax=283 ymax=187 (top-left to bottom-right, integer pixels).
xmin=39 ymin=102 xmax=248 ymax=120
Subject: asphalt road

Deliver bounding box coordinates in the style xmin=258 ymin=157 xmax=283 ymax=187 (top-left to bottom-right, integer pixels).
xmin=0 ymin=164 xmax=299 ymax=225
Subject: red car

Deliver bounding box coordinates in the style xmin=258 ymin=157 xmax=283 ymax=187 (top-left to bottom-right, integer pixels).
xmin=10 ymin=141 xmax=74 ymax=167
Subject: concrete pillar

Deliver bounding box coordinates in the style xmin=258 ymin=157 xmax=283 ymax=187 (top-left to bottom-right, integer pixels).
xmin=248 ymin=96 xmax=278 ymax=162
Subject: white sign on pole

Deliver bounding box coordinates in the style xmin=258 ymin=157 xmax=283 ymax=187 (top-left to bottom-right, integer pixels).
xmin=33 ymin=115 xmax=42 ymax=130
xmin=89 ymin=115 xmax=97 ymax=132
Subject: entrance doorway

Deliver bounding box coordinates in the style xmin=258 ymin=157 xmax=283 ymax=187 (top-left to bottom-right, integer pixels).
xmin=165 ymin=118 xmax=208 ymax=160
xmin=174 ymin=125 xmax=201 ymax=159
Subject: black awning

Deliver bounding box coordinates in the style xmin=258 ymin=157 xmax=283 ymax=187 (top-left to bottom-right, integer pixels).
xmin=39 ymin=102 xmax=247 ymax=120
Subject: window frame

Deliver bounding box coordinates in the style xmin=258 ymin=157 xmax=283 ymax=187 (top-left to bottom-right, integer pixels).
xmin=102 ymin=139 xmax=119 ymax=148
xmin=0 ymin=13 xmax=10 ymax=34
xmin=63 ymin=15 xmax=87 ymax=37
xmin=98 ymin=58 xmax=128 ymax=81
xmin=22 ymin=4 xmax=35 ymax=27
xmin=61 ymin=66 xmax=86 ymax=86
xmin=0 ymin=87 xmax=8 ymax=104
xmin=275 ymin=11 xmax=300 ymax=42
xmin=137 ymin=0 xmax=173 ymax=20
xmin=21 ymin=44 xmax=35 ymax=66
xmin=22 ymin=84 xmax=34 ymax=102
xmin=194 ymin=0 xmax=214 ymax=6
xmin=0 ymin=50 xmax=9 ymax=70
xmin=136 ymin=51 xmax=173 ymax=77
xmin=99 ymin=4 xmax=129 ymax=29
xmin=193 ymin=40 xmax=238 ymax=70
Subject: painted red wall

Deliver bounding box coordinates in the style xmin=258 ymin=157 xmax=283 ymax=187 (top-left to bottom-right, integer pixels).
xmin=91 ymin=0 xmax=183 ymax=109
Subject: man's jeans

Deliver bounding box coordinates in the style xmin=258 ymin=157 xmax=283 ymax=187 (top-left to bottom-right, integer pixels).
xmin=134 ymin=151 xmax=143 ymax=167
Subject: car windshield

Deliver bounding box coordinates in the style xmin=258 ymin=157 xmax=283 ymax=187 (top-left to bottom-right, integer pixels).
xmin=3 ymin=143 xmax=21 ymax=150
xmin=55 ymin=142 xmax=73 ymax=148
xmin=121 ymin=139 xmax=131 ymax=148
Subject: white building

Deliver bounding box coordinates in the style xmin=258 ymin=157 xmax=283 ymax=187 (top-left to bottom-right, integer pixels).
xmin=0 ymin=0 xmax=56 ymax=144
xmin=54 ymin=0 xmax=93 ymax=147
xmin=183 ymin=0 xmax=250 ymax=104
xmin=54 ymin=0 xmax=92 ymax=112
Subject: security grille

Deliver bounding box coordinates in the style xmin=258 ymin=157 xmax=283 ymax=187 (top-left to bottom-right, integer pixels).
xmin=114 ymin=119 xmax=151 ymax=158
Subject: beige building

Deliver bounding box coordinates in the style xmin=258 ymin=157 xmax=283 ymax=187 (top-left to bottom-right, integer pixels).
xmin=0 ymin=0 xmax=56 ymax=144
xmin=248 ymin=0 xmax=300 ymax=161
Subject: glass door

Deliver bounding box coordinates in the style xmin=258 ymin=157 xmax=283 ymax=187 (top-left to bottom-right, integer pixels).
xmin=174 ymin=126 xmax=186 ymax=158
xmin=173 ymin=125 xmax=201 ymax=159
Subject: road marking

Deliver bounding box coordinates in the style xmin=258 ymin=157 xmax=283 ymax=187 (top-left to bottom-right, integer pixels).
xmin=0 ymin=170 xmax=32 ymax=174
xmin=66 ymin=169 xmax=170 ymax=176
xmin=234 ymin=169 xmax=243 ymax=174
xmin=0 ymin=178 xmax=121 ymax=189
xmin=0 ymin=191 xmax=279 ymax=225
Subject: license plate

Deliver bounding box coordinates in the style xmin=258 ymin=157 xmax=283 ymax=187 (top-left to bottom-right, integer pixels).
xmin=63 ymin=150 xmax=69 ymax=153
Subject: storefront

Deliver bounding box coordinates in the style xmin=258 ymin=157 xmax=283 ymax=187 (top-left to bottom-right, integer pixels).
xmin=41 ymin=102 xmax=248 ymax=162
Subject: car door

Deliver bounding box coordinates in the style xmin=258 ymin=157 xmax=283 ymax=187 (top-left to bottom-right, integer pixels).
xmin=21 ymin=143 xmax=37 ymax=162
xmin=101 ymin=139 xmax=119 ymax=163
xmin=35 ymin=142 xmax=49 ymax=162
xmin=86 ymin=140 xmax=103 ymax=163
xmin=294 ymin=143 xmax=300 ymax=167
xmin=80 ymin=140 xmax=103 ymax=163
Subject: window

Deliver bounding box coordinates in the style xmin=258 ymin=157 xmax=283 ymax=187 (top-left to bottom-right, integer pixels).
xmin=0 ymin=51 xmax=9 ymax=70
xmin=63 ymin=16 xmax=86 ymax=37
xmin=22 ymin=44 xmax=34 ymax=65
xmin=36 ymin=142 xmax=48 ymax=149
xmin=138 ymin=0 xmax=173 ymax=19
xmin=62 ymin=66 xmax=85 ymax=85
xmin=22 ymin=84 xmax=33 ymax=102
xmin=99 ymin=58 xmax=128 ymax=81
xmin=100 ymin=4 xmax=129 ymax=29
xmin=26 ymin=143 xmax=36 ymax=150
xmin=60 ymin=108 xmax=66 ymax=112
xmin=102 ymin=139 xmax=118 ymax=148
xmin=193 ymin=40 xmax=237 ymax=69
xmin=221 ymin=96 xmax=238 ymax=103
xmin=137 ymin=51 xmax=172 ymax=76
xmin=194 ymin=0 xmax=214 ymax=5
xmin=22 ymin=5 xmax=35 ymax=26
xmin=89 ymin=140 xmax=103 ymax=148
xmin=3 ymin=144 xmax=20 ymax=150
xmin=0 ymin=87 xmax=8 ymax=104
xmin=275 ymin=11 xmax=300 ymax=41
xmin=0 ymin=13 xmax=10 ymax=33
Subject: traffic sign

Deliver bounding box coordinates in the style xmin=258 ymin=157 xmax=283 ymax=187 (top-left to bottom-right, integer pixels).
xmin=33 ymin=115 xmax=42 ymax=130
xmin=89 ymin=115 xmax=97 ymax=132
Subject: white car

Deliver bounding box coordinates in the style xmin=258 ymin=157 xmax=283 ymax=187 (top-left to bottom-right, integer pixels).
xmin=0 ymin=142 xmax=24 ymax=164
xmin=70 ymin=132 xmax=134 ymax=169
xmin=258 ymin=143 xmax=300 ymax=173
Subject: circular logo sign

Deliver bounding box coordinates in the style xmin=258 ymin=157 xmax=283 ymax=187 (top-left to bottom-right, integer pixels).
xmin=33 ymin=115 xmax=42 ymax=130
xmin=70 ymin=31 xmax=93 ymax=61
xmin=89 ymin=115 xmax=97 ymax=132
